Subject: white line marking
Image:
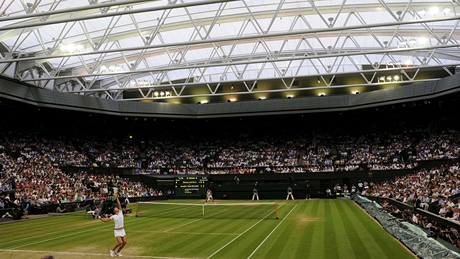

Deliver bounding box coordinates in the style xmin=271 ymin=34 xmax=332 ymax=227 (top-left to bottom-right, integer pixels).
xmin=131 ymin=230 xmax=238 ymax=236
xmin=5 ymin=212 xmax=170 ymax=248
xmin=246 ymin=205 xmax=297 ymax=259
xmin=7 ymin=226 xmax=102 ymax=250
xmin=160 ymin=204 xmax=232 ymax=233
xmin=206 ymin=208 xmax=280 ymax=259
xmin=0 ymin=221 xmax=99 ymax=246
xmin=137 ymin=203 xmax=195 ymax=217
xmin=163 ymin=217 xmax=203 ymax=232
xmin=5 ymin=202 xmax=232 ymax=250
xmin=138 ymin=202 xmax=277 ymax=206
xmin=0 ymin=249 xmax=196 ymax=259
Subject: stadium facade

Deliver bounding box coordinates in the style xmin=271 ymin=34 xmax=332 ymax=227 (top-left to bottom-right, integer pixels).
xmin=0 ymin=0 xmax=459 ymax=117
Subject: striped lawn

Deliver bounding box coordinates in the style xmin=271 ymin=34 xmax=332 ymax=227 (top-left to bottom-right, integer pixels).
xmin=0 ymin=199 xmax=415 ymax=259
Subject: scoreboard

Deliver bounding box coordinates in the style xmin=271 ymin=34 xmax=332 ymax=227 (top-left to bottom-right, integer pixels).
xmin=175 ymin=176 xmax=207 ymax=197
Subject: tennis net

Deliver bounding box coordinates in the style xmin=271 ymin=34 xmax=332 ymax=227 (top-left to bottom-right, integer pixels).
xmin=134 ymin=201 xmax=280 ymax=220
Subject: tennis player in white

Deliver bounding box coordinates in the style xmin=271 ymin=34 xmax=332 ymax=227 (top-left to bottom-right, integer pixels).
xmin=206 ymin=189 xmax=213 ymax=203
xmin=101 ymin=193 xmax=127 ymax=257
xmin=286 ymin=186 xmax=294 ymax=200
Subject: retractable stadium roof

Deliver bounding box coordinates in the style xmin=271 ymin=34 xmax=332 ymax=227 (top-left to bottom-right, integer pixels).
xmin=0 ymin=0 xmax=460 ymax=104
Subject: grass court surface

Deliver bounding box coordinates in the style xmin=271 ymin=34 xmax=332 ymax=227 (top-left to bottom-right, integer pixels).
xmin=0 ymin=199 xmax=415 ymax=259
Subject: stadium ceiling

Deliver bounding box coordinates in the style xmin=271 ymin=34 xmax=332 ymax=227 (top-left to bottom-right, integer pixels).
xmin=0 ymin=0 xmax=460 ymax=104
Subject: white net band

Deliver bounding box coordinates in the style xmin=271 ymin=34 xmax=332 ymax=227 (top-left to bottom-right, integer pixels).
xmin=137 ymin=202 xmax=276 ymax=206
xmin=135 ymin=201 xmax=279 ymax=219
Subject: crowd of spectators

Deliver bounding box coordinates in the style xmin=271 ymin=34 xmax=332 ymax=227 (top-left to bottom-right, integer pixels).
xmin=145 ymin=139 xmax=214 ymax=170
xmin=0 ymin=126 xmax=459 ymax=250
xmin=0 ymin=129 xmax=458 ymax=174
xmin=365 ymin=165 xmax=460 ymax=248
xmin=81 ymin=138 xmax=139 ymax=168
xmin=381 ymin=200 xmax=460 ymax=248
xmin=0 ymin=140 xmax=160 ymax=214
xmin=143 ymin=130 xmax=458 ymax=174
xmin=416 ymin=133 xmax=460 ymax=161
xmin=365 ymin=165 xmax=460 ymax=223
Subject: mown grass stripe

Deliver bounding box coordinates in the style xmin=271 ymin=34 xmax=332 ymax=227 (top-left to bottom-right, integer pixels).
xmin=323 ymin=200 xmax=339 ymax=259
xmin=0 ymin=219 xmax=107 ymax=248
xmin=336 ymin=200 xmax=372 ymax=259
xmin=253 ymin=203 xmax=302 ymax=258
xmin=0 ymin=249 xmax=194 ymax=259
xmin=324 ymin=200 xmax=344 ymax=258
xmin=348 ymin=201 xmax=414 ymax=259
xmin=146 ymin=208 xmax=241 ymax=256
xmin=0 ymin=200 xmax=416 ymax=259
xmin=7 ymin=226 xmax=103 ymax=250
xmin=307 ymin=200 xmax=327 ymax=259
xmin=153 ymin=208 xmax=266 ymax=254
xmin=329 ymin=200 xmax=356 ymax=259
xmin=342 ymin=200 xmax=391 ymax=258
xmin=294 ymin=199 xmax=320 ymax=259
xmin=246 ymin=204 xmax=297 ymax=258
xmin=206 ymin=206 xmax=281 ymax=259
xmin=0 ymin=215 xmax=87 ymax=234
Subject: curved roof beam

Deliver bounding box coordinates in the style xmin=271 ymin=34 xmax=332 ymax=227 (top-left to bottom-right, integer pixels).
xmin=22 ymin=43 xmax=460 ymax=82
xmin=91 ymin=51 xmax=460 ymax=91
xmin=0 ymin=0 xmax=239 ymax=31
xmin=0 ymin=0 xmax=160 ymax=22
xmin=3 ymin=2 xmax=455 ymax=49
xmin=2 ymin=15 xmax=460 ymax=64
xmin=2 ymin=0 xmax=452 ymax=23
xmin=59 ymin=29 xmax=460 ymax=70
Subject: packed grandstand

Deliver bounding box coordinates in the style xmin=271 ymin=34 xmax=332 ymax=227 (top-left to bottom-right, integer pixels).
xmin=1 ymin=117 xmax=460 ymax=249
xmin=0 ymin=128 xmax=457 ymax=172
xmin=2 ymin=0 xmax=460 ymax=258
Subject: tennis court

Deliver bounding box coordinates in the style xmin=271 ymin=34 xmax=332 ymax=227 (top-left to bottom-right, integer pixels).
xmin=0 ymin=199 xmax=415 ymax=259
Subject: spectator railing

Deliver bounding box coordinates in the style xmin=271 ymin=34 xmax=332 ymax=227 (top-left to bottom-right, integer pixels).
xmin=354 ymin=195 xmax=459 ymax=259
xmin=365 ymin=196 xmax=460 ymax=231
xmin=449 ymin=193 xmax=460 ymax=202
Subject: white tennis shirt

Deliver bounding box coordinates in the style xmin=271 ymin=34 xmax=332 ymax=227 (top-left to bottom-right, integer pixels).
xmin=110 ymin=211 xmax=124 ymax=230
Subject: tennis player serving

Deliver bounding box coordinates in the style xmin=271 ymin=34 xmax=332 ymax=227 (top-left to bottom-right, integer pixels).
xmin=101 ymin=193 xmax=127 ymax=257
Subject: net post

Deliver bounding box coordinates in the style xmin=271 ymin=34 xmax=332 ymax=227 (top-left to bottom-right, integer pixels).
xmin=202 ymin=204 xmax=205 ymax=217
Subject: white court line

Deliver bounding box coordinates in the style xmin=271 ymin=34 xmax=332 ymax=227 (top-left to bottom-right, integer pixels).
xmin=131 ymin=230 xmax=238 ymax=236
xmin=0 ymin=220 xmax=99 ymax=246
xmin=138 ymin=202 xmax=276 ymax=206
xmin=0 ymin=249 xmax=197 ymax=259
xmin=7 ymin=226 xmax=103 ymax=250
xmin=206 ymin=208 xmax=280 ymax=259
xmin=161 ymin=204 xmax=232 ymax=233
xmin=5 ymin=203 xmax=226 ymax=250
xmin=2 ymin=202 xmax=181 ymax=246
xmin=246 ymin=205 xmax=297 ymax=259
xmin=163 ymin=218 xmax=203 ymax=232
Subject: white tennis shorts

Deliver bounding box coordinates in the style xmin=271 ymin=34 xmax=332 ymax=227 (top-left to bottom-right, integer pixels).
xmin=114 ymin=229 xmax=126 ymax=237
